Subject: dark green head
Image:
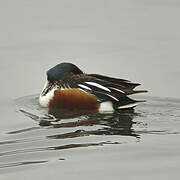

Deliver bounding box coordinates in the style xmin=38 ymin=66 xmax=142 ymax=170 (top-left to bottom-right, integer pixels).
xmin=47 ymin=63 xmax=83 ymax=82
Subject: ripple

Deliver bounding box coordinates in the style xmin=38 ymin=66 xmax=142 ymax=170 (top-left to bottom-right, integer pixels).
xmin=0 ymin=160 xmax=48 ymax=169
xmin=0 ymin=141 xmax=125 ymax=157
xmin=0 ymin=95 xmax=179 ymax=171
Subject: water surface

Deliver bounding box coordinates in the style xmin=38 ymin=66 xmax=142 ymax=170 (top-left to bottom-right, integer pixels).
xmin=0 ymin=0 xmax=180 ymax=179
xmin=0 ymin=95 xmax=180 ymax=180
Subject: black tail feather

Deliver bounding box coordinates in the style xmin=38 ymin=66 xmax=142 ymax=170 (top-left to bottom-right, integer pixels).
xmin=89 ymin=74 xmax=141 ymax=90
xmin=113 ymin=96 xmax=145 ymax=110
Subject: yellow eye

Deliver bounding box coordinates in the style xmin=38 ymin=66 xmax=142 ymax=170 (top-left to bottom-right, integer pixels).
xmin=70 ymin=72 xmax=74 ymax=76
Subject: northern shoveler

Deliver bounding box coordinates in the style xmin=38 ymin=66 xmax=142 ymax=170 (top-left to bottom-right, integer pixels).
xmin=39 ymin=62 xmax=147 ymax=113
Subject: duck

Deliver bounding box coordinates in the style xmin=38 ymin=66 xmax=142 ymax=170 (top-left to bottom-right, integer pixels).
xmin=39 ymin=62 xmax=147 ymax=113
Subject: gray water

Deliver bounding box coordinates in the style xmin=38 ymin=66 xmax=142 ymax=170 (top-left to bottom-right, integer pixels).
xmin=0 ymin=95 xmax=180 ymax=180
xmin=0 ymin=0 xmax=180 ymax=179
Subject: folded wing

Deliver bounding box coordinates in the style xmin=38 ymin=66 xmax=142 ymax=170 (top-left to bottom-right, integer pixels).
xmin=64 ymin=74 xmax=147 ymax=110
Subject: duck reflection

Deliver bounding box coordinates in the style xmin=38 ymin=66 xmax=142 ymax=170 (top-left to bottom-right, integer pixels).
xmin=40 ymin=108 xmax=140 ymax=139
xmin=8 ymin=108 xmax=141 ymax=155
xmin=11 ymin=95 xmax=144 ymax=158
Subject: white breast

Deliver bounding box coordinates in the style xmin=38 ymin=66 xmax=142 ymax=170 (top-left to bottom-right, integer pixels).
xmin=39 ymin=81 xmax=57 ymax=107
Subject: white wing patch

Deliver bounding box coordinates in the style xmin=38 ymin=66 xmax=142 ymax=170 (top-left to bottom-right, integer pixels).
xmin=118 ymin=102 xmax=140 ymax=109
xmin=85 ymin=82 xmax=111 ymax=92
xmin=78 ymin=84 xmax=91 ymax=91
xmin=109 ymin=87 xmax=125 ymax=94
xmin=105 ymin=94 xmax=119 ymax=101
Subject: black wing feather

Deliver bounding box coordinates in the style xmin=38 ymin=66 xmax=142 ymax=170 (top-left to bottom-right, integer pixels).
xmin=89 ymin=74 xmax=141 ymax=89
xmin=64 ymin=74 xmax=147 ymax=109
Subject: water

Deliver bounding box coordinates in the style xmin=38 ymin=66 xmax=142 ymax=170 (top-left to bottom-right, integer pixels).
xmin=0 ymin=95 xmax=180 ymax=180
xmin=1 ymin=0 xmax=180 ymax=179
